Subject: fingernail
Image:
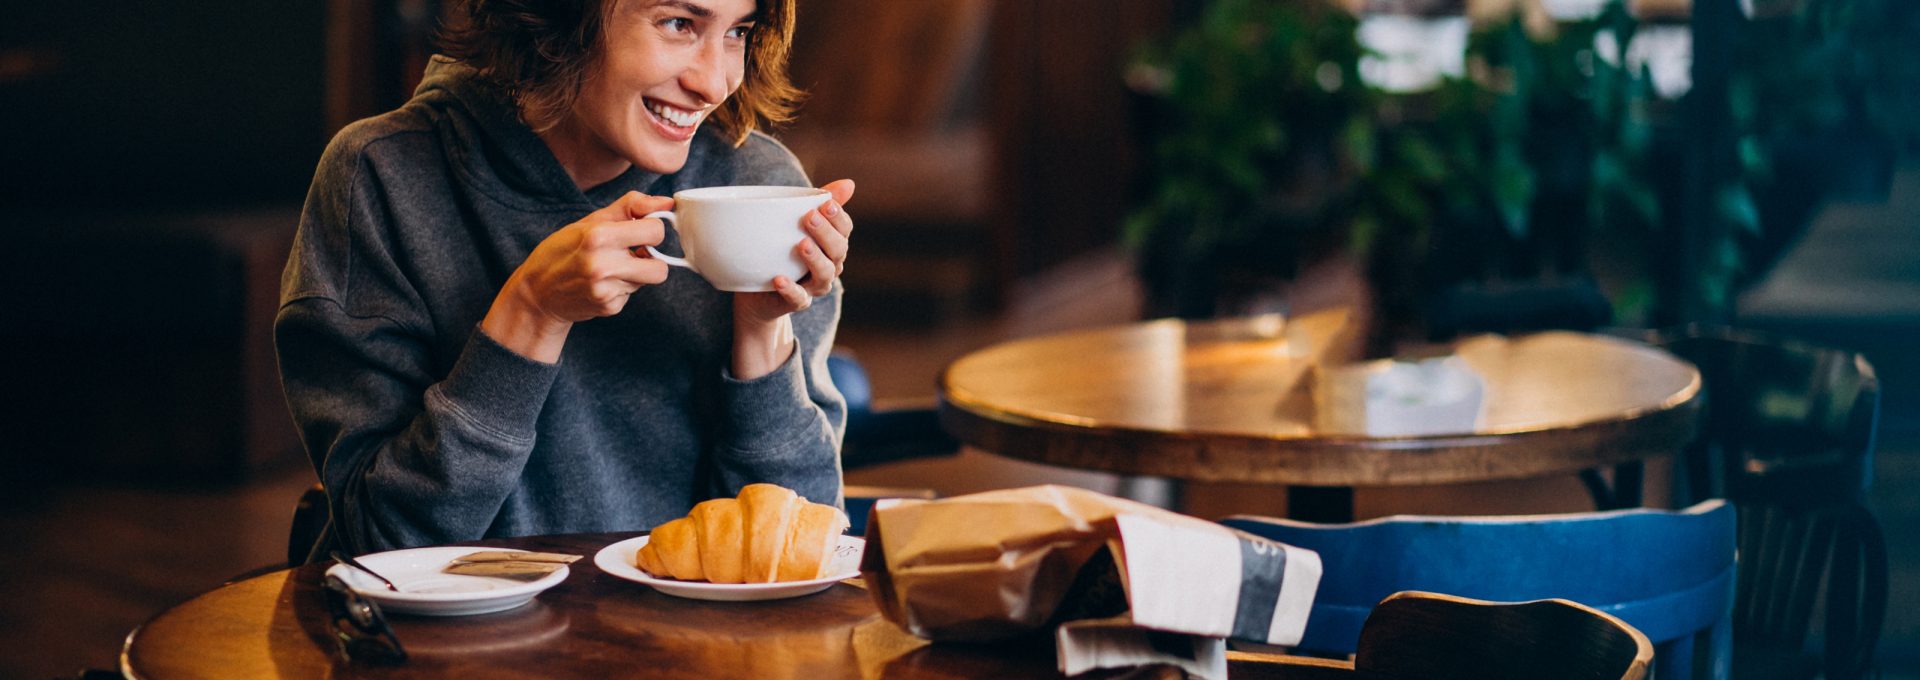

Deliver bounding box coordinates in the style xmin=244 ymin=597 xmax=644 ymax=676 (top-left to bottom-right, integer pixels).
xmin=809 ymin=213 xmax=828 ymax=230
xmin=823 ymin=200 xmax=840 ymax=217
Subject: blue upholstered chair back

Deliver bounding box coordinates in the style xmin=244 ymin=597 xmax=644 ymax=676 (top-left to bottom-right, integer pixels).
xmin=1221 ymin=500 xmax=1735 ymax=680
xmin=826 ymin=351 xmax=956 ymax=537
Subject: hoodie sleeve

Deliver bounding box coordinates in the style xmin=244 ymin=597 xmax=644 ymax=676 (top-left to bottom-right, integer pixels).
xmin=707 ymin=132 xmax=847 ymax=508
xmin=276 ymin=130 xmax=558 ymax=552
xmin=714 ymin=284 xmax=847 ymax=507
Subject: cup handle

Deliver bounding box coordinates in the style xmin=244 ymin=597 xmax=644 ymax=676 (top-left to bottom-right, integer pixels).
xmin=639 ymin=210 xmax=693 ymax=270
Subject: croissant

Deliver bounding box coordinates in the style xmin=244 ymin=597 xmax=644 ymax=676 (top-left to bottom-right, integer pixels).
xmin=634 ymin=483 xmax=850 ymax=583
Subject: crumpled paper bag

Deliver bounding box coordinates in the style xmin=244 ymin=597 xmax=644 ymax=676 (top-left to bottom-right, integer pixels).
xmin=859 ymin=485 xmax=1320 ymax=678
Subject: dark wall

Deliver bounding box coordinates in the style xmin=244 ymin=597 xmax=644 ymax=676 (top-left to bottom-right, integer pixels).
xmin=0 ymin=1 xmax=329 ymax=210
xmin=0 ymin=4 xmax=326 ymax=489
xmin=989 ymin=0 xmax=1174 ymax=280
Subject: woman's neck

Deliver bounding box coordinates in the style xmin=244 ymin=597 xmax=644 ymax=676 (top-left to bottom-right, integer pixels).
xmin=534 ymin=111 xmax=632 ymax=191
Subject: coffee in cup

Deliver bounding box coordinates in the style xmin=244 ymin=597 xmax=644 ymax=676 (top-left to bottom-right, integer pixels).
xmin=643 ymin=185 xmax=830 ymax=292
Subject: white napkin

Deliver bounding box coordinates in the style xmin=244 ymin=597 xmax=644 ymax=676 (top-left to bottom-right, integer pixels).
xmin=1314 ymin=355 xmax=1485 ymax=436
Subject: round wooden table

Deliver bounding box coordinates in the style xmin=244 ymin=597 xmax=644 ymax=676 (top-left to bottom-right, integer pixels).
xmin=121 ymin=533 xmax=1063 ymax=679
xmin=938 ymin=315 xmax=1702 ymax=519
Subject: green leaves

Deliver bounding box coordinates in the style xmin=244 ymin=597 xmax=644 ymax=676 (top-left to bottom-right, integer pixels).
xmin=1126 ymin=0 xmax=1911 ymax=324
xmin=1125 ymin=0 xmax=1371 ymax=279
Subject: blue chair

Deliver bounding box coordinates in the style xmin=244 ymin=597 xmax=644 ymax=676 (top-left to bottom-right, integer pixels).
xmin=829 ymin=351 xmax=958 ymax=536
xmin=1221 ymin=500 xmax=1735 ymax=680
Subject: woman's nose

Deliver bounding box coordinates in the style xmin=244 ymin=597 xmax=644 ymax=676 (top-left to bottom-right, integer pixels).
xmin=682 ymin=39 xmax=736 ymax=105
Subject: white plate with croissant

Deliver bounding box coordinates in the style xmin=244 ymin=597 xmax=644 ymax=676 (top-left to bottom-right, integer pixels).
xmin=594 ymin=483 xmax=865 ymax=602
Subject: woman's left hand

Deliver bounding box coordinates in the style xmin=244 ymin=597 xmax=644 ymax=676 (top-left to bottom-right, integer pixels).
xmin=730 ymin=179 xmax=854 ymax=379
xmin=734 ymin=179 xmax=856 ymax=325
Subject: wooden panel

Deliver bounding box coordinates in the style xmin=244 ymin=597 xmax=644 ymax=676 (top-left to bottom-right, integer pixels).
xmin=988 ymin=0 xmax=1174 ymax=283
xmin=790 ymin=1 xmax=1180 ymax=312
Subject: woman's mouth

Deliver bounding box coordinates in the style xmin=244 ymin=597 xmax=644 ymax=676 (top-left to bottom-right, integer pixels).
xmin=645 ymin=98 xmax=705 ymax=141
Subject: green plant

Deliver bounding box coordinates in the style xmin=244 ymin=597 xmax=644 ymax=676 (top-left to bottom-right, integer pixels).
xmin=1125 ymin=0 xmax=1657 ymax=325
xmin=1691 ymin=0 xmax=1920 ymax=316
xmin=1125 ymin=0 xmax=1372 ymax=317
xmin=1125 ymin=0 xmax=1916 ymax=329
xmin=1345 ymin=3 xmax=1663 ymax=333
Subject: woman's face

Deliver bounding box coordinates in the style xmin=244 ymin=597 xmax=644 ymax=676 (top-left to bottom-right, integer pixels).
xmin=570 ymin=0 xmax=757 ymax=175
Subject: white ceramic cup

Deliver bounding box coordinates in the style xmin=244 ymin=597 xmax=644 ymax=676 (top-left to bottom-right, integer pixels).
xmin=642 ymin=185 xmax=830 ymax=292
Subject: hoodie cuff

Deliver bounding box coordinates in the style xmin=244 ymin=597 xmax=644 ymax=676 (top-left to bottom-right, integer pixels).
xmin=429 ymin=327 xmax=562 ymax=443
xmin=720 ymin=347 xmax=818 ymax=456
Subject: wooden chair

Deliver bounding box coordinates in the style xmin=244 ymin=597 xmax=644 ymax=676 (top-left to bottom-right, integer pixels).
xmin=1221 ymin=500 xmax=1734 ymax=680
xmin=1646 ymin=324 xmax=1879 ymax=508
xmin=1645 ymin=325 xmax=1888 ymax=680
xmin=1227 ymin=591 xmax=1654 ymax=680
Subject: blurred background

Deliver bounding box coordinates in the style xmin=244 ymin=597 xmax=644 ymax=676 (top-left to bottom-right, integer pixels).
xmin=2 ymin=0 xmax=1915 ymax=677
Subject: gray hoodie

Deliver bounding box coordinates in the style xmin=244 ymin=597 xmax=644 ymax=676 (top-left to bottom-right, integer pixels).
xmin=276 ymin=57 xmax=844 ymax=557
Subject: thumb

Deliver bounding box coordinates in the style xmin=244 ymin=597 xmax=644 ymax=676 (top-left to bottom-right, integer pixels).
xmin=821 ymin=179 xmax=855 ymax=206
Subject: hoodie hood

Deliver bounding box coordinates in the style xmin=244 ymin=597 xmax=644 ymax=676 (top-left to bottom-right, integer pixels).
xmin=408 ymin=56 xmax=663 ymax=208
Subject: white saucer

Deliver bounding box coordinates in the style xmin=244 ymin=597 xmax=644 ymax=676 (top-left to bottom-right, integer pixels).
xmin=326 ymin=546 xmax=570 ymax=616
xmin=594 ymin=535 xmax=863 ymax=602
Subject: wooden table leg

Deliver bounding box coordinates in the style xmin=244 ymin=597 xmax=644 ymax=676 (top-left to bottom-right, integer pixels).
xmin=1611 ymin=461 xmax=1644 ymax=508
xmin=1288 ymin=486 xmax=1354 ymax=523
xmin=1581 ymin=461 xmax=1647 ymax=510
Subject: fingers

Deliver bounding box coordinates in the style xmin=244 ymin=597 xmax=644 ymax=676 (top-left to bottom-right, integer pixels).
xmin=580 ymin=217 xmax=666 ymax=258
xmin=796 ymin=233 xmax=840 ymax=297
xmin=575 ymin=249 xmax=668 ymax=317
xmin=592 ymin=248 xmax=670 ymax=286
xmin=821 ymin=179 xmax=855 ymax=207
xmin=584 ymin=191 xmax=674 ymax=224
xmin=791 ymin=178 xmax=856 ymax=298
xmin=803 ymin=210 xmax=848 ymax=268
xmin=770 ymin=276 xmax=813 ymax=311
xmin=584 ymin=248 xmax=669 ymax=288
xmin=817 ymin=180 xmax=854 ymax=240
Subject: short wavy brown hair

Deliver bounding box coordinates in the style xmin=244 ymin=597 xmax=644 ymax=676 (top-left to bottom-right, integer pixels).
xmin=438 ymin=0 xmax=802 ymax=146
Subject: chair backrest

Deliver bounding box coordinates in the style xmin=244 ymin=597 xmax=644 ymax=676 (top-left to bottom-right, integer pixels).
xmin=1731 ymin=500 xmax=1888 ymax=680
xmin=1221 ymin=500 xmax=1734 ymax=680
xmin=1227 ymin=591 xmax=1653 ymax=680
xmin=828 ymin=351 xmax=959 ymax=471
xmin=1647 ymin=324 xmax=1880 ymax=506
xmin=1644 ymin=325 xmax=1887 ymax=680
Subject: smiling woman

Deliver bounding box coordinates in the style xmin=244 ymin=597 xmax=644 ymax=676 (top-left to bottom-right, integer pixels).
xmin=441 ymin=0 xmax=800 ymax=137
xmin=276 ymin=0 xmax=860 ymax=560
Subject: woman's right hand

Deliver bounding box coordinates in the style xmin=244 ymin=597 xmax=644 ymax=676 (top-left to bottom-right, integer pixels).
xmin=481 ymin=191 xmax=674 ymax=363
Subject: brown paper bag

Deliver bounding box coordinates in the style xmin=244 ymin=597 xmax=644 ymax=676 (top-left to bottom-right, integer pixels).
xmin=859 ymin=485 xmax=1319 ymax=650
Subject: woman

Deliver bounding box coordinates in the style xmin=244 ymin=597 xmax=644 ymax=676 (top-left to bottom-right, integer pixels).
xmin=277 ymin=0 xmax=854 ymax=557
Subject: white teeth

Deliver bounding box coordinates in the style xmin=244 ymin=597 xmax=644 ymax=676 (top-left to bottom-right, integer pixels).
xmin=647 ymin=101 xmax=703 ymax=128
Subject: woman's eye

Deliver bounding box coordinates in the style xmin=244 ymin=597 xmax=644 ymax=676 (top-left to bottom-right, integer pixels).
xmin=726 ymin=24 xmax=753 ymax=41
xmin=661 ymin=17 xmax=693 ymax=33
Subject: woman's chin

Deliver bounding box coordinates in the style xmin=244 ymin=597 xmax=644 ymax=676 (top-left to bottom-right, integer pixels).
xmin=628 ymin=147 xmax=693 ymax=176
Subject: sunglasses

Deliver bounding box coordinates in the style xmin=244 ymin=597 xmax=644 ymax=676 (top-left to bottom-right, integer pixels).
xmin=322 ymin=573 xmax=409 ymax=664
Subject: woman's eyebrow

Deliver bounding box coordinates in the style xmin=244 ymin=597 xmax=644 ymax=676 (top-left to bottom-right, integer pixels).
xmin=652 ymin=0 xmax=754 ymax=23
xmin=660 ymin=0 xmax=711 ymax=19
